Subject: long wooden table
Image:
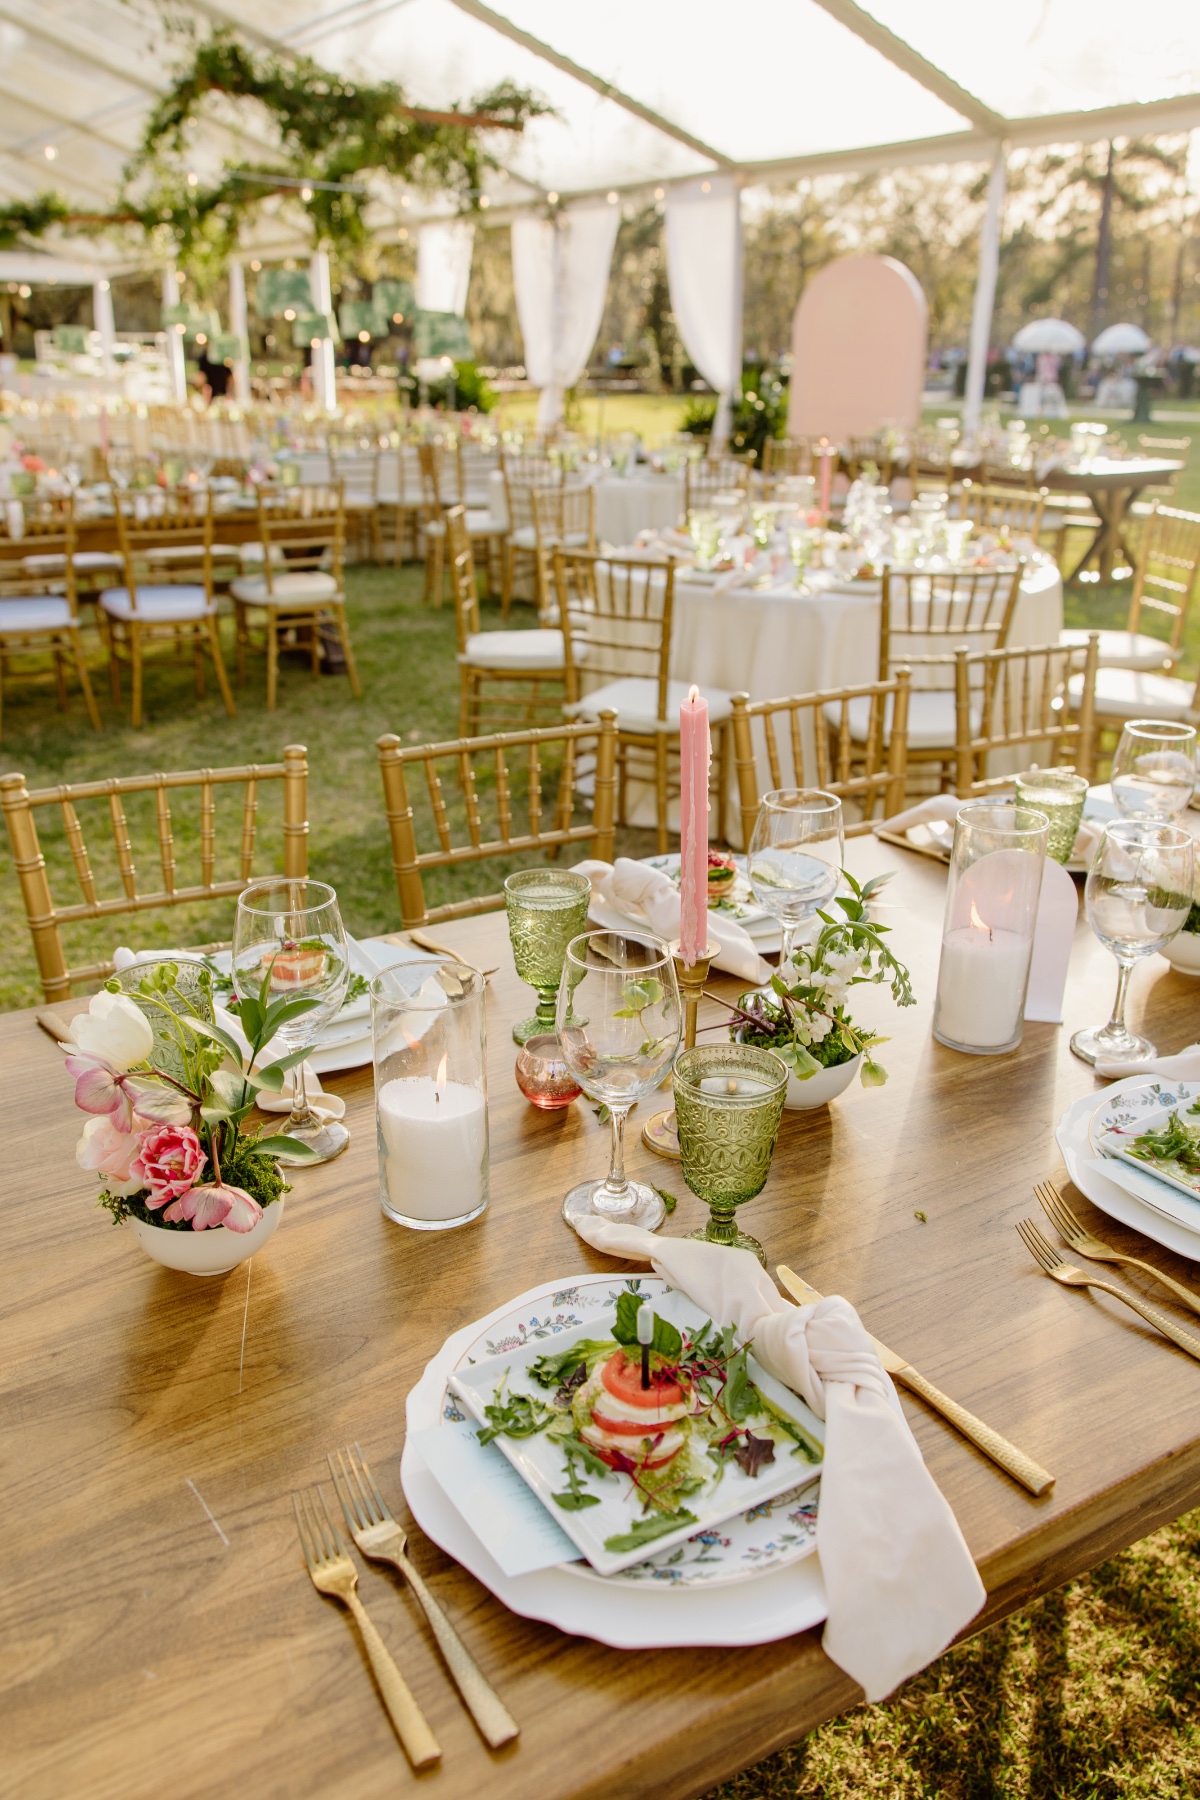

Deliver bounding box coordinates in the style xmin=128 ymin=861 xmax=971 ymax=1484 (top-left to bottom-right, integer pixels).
xmin=1042 ymin=458 xmax=1182 ymax=583
xmin=6 ymin=839 xmax=1200 ymax=1798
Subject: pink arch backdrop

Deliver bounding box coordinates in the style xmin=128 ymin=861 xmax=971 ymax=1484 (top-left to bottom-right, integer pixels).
xmin=787 ymin=254 xmax=928 ymax=443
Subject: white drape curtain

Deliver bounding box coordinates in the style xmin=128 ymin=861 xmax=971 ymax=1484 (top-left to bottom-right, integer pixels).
xmin=665 ymin=175 xmax=744 ymax=450
xmin=511 ymin=201 xmax=620 ymax=431
xmin=416 ymin=220 xmax=475 ymax=316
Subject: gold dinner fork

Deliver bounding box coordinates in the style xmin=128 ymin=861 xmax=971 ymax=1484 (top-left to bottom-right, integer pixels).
xmin=328 ymin=1444 xmax=519 ymax=1749
xmin=1016 ymin=1219 xmax=1200 ymax=1363
xmin=1035 ymin=1179 xmax=1200 ymax=1318
xmin=292 ymin=1485 xmax=441 ymax=1769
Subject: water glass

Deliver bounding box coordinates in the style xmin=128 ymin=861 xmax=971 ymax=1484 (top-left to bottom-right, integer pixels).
xmin=372 ymin=961 xmax=488 ymax=1230
xmin=747 ymin=790 xmax=844 ymax=971
xmin=232 ymin=878 xmax=351 ymax=1163
xmin=787 ymin=525 xmax=819 ymax=585
xmin=111 ymin=955 xmax=213 ymax=1084
xmin=1070 ymin=821 xmax=1193 ymax=1065
xmin=504 ymin=868 xmax=592 ymax=1044
xmin=674 ymin=1044 xmax=789 ymax=1265
xmin=1110 ymin=720 xmax=1197 ymax=820
xmin=1014 ymin=768 xmax=1089 ymax=864
xmin=556 ymin=932 xmax=682 ymax=1234
xmin=688 ymin=508 xmax=722 ymax=570
xmin=942 ymin=519 xmax=973 ymax=565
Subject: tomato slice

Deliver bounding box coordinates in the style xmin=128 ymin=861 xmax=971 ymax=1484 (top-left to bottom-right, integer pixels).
xmin=600 ymin=1351 xmax=685 ymax=1410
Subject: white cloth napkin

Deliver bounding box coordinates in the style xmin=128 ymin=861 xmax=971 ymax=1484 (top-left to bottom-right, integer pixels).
xmin=875 ymin=795 xmax=1099 ymax=863
xmin=572 ymin=857 xmax=772 ymax=985
xmin=1095 ymin=1043 xmax=1200 ymax=1082
xmin=571 ymin=1220 xmax=985 ymax=1701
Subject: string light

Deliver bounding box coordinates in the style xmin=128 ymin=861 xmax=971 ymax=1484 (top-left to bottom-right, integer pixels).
xmin=301 ymin=186 xmax=314 ymax=201
xmin=44 ymin=146 xmax=56 ymax=161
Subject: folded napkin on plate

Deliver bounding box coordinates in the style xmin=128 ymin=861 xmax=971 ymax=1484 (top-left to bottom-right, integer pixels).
xmin=572 ymin=1219 xmax=985 ymax=1701
xmin=874 ymin=796 xmax=1101 ymax=864
xmin=1094 ymin=1043 xmax=1200 ymax=1082
xmin=572 ymin=857 xmax=771 ymax=985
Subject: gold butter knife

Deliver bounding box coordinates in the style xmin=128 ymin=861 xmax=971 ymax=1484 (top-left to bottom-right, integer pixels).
xmin=776 ymin=1263 xmax=1054 ymax=1497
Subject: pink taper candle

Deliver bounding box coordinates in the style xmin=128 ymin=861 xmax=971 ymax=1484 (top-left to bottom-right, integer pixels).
xmin=679 ymin=684 xmax=710 ymax=967
xmin=817 ymin=437 xmax=833 ymax=518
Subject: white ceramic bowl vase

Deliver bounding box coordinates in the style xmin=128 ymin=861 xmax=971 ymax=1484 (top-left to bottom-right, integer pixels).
xmin=130 ymin=1196 xmax=284 ymax=1276
xmin=782 ymin=1053 xmax=863 ymax=1111
xmin=1161 ymin=932 xmax=1200 ymax=978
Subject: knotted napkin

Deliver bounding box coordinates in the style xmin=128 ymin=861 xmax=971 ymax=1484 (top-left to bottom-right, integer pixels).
xmin=1095 ymin=1043 xmax=1200 ymax=1082
xmin=572 ymin=857 xmax=771 ymax=985
xmin=573 ymin=1218 xmax=985 ymax=1701
xmin=874 ymin=794 xmax=1102 ymax=864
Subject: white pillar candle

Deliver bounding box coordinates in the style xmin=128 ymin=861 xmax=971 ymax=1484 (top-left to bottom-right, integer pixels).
xmin=377 ymin=1075 xmax=487 ymax=1223
xmin=933 ymin=913 xmax=1030 ymax=1050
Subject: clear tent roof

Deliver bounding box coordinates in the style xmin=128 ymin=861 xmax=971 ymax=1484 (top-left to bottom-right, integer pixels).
xmin=2 ymin=0 xmax=1199 ymax=271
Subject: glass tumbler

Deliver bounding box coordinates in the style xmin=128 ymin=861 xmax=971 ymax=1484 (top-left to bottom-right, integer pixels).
xmin=111 ymin=955 xmax=213 ymax=1084
xmin=1110 ymin=720 xmax=1197 ymax=821
xmin=1014 ymin=768 xmax=1089 ymax=865
xmin=673 ymin=1044 xmax=789 ymax=1265
xmin=504 ymin=868 xmax=591 ymax=1045
xmin=932 ymin=802 xmax=1049 ymax=1055
xmin=371 ymin=961 xmax=489 ymax=1231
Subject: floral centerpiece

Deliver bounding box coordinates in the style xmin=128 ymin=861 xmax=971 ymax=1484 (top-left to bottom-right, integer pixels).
xmin=727 ymin=870 xmax=914 ymax=1095
xmin=67 ymin=961 xmax=317 ymax=1252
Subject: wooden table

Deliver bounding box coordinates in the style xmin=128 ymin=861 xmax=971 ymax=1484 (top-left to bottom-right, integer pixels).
xmin=6 ymin=840 xmax=1200 ymax=1799
xmin=1042 ymin=459 xmax=1182 ymax=583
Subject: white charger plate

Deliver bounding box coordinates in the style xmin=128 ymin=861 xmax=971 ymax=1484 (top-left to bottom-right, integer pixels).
xmin=1056 ymin=1081 xmax=1200 ymax=1260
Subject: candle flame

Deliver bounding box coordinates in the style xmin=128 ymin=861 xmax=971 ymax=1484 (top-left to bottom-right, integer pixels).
xmin=687 ymin=683 xmax=700 ymax=706
xmin=435 ymin=1052 xmax=448 ymax=1102
xmin=969 ymin=900 xmax=994 ymax=943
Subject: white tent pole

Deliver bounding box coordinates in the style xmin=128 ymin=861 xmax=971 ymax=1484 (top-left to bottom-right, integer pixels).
xmin=962 ymin=142 xmax=1007 ymax=440
xmin=308 ymin=246 xmax=337 ymax=415
xmin=228 ymin=256 xmax=251 ymax=406
xmin=161 ymin=267 xmax=188 ymax=405
xmin=92 ymin=276 xmax=115 ymax=380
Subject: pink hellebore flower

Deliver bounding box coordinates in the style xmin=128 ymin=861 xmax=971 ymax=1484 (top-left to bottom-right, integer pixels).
xmin=162 ymin=1181 xmax=264 ymax=1234
xmin=66 ymin=990 xmax=189 ymax=1129
xmin=131 ymin=1124 xmax=206 ymax=1210
xmin=76 ymin=1113 xmax=147 ymax=1197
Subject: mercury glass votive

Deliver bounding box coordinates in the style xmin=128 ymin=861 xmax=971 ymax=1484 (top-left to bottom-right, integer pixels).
xmin=673 ymin=1044 xmax=789 ymax=1265
xmin=504 ymin=868 xmax=591 ymax=1045
xmin=514 ymin=1032 xmax=582 ymax=1109
xmin=1014 ymin=768 xmax=1088 ymax=864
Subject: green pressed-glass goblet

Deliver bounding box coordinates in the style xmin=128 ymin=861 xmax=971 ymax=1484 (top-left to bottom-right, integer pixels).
xmin=673 ymin=1044 xmax=789 ymax=1265
xmin=504 ymin=868 xmax=592 ymax=1045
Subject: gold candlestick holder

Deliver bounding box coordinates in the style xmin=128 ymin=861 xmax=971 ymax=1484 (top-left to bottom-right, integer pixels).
xmin=642 ymin=939 xmax=719 ymax=1159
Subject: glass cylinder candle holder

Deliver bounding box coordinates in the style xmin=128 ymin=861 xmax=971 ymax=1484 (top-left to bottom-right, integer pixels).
xmin=932 ymin=802 xmax=1049 ymax=1056
xmin=673 ymin=1044 xmax=789 ymax=1265
xmin=1014 ymin=768 xmax=1088 ymax=865
xmin=371 ymin=962 xmax=488 ymax=1231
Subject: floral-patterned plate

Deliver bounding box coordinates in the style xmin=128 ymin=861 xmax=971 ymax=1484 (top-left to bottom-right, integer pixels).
xmin=1089 ymin=1081 xmax=1200 ymax=1204
xmin=440 ymin=1275 xmax=821 ymax=1589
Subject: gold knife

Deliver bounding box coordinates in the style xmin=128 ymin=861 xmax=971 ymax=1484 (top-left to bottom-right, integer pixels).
xmin=776 ymin=1264 xmax=1054 ymax=1497
xmin=36 ymin=1009 xmax=74 ymax=1046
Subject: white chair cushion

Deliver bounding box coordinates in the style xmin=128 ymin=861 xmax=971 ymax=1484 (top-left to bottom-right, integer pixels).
xmin=826 ymin=691 xmax=981 ymax=750
xmin=1072 ymin=666 xmax=1198 ymax=723
xmin=510 ymin=525 xmax=537 ymax=550
xmin=229 ymin=571 xmax=339 ymax=605
xmin=1059 ymin=628 xmax=1172 ymax=672
xmin=22 ymin=550 xmax=122 ymax=574
xmin=99 ymin=585 xmax=214 ymax=622
xmin=465 ymin=509 xmax=505 ymax=536
xmin=459 ymin=629 xmax=566 ymax=673
xmin=237 ymin=542 xmax=286 ymax=566
xmin=143 ymin=543 xmax=242 ymax=563
xmin=0 ymin=595 xmax=74 ymax=632
xmin=567 ymin=678 xmax=734 ymax=733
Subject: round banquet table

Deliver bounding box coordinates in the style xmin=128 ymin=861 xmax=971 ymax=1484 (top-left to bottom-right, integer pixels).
xmin=486 ymin=469 xmax=683 ymax=545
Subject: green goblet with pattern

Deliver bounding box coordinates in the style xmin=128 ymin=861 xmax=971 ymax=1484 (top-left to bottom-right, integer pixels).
xmin=504 ymin=868 xmax=592 ymax=1045
xmin=673 ymin=1044 xmax=789 ymax=1265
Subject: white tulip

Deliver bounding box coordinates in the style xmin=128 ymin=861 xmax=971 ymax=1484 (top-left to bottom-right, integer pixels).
xmin=70 ymin=991 xmax=154 ymax=1072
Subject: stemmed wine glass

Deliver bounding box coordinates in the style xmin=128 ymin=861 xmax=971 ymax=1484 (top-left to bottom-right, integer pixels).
xmin=747 ymin=790 xmax=845 ymax=974
xmin=232 ymin=878 xmax=351 ymax=1162
xmin=1070 ymin=821 xmax=1193 ymax=1065
xmin=1110 ymin=720 xmax=1197 ymax=821
xmin=556 ymin=932 xmax=682 ymax=1234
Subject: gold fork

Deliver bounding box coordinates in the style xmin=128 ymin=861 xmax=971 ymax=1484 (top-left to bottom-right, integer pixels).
xmin=328 ymin=1444 xmax=519 ymax=1749
xmin=1016 ymin=1219 xmax=1200 ymax=1363
xmin=292 ymin=1485 xmax=441 ymax=1768
xmin=1035 ymin=1179 xmax=1200 ymax=1318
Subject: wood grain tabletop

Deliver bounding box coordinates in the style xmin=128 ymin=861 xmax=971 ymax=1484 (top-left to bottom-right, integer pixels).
xmin=4 ymin=837 xmax=1200 ymax=1800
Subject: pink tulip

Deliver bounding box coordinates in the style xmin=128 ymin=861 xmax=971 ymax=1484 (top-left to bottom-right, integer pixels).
xmin=163 ymin=1182 xmax=264 ymax=1233
xmin=132 ymin=1124 xmax=206 ymax=1209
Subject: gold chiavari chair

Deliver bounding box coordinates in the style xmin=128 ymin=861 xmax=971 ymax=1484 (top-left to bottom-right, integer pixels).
xmin=0 ymin=745 xmax=309 ymax=1000
xmin=500 ymin=452 xmax=562 ymax=617
xmin=0 ymin=494 xmax=101 ymax=738
xmin=376 ymin=714 xmax=616 ymax=928
xmin=905 ymin=430 xmax=956 ymax=489
xmin=953 ymin=638 xmax=1097 ymax=795
xmin=1132 ymin=436 xmax=1191 ymax=515
xmin=844 ymin=436 xmax=901 ymax=487
xmin=376 ymin=441 xmax=424 ymax=566
xmin=555 ymin=548 xmax=735 ymax=852
xmin=447 ymin=507 xmax=577 ymax=737
xmin=1061 ymin=504 xmax=1200 ymax=674
xmin=229 ymin=483 xmax=360 ymax=710
xmin=761 ymin=438 xmax=812 ymax=477
xmin=529 ymin=484 xmax=596 ymax=620
xmin=956 ymin=483 xmax=1046 ymax=537
xmin=417 ymin=443 xmax=507 ymax=605
xmin=328 ymin=439 xmax=382 ymax=564
xmin=100 ymin=488 xmax=235 ymax=729
xmin=731 ymin=672 xmax=911 ymax=846
xmin=683 ymin=458 xmax=749 ymax=513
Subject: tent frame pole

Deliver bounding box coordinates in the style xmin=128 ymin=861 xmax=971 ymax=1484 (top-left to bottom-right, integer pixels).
xmin=962 ymin=141 xmax=1007 ymax=440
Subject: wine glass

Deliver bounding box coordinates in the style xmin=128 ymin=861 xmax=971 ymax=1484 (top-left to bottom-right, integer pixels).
xmin=555 ymin=932 xmax=682 ymax=1234
xmin=504 ymin=868 xmax=591 ymax=1045
xmin=747 ymin=790 xmax=844 ymax=973
xmin=1110 ymin=720 xmax=1197 ymax=820
xmin=232 ymin=878 xmax=351 ymax=1162
xmin=1070 ymin=821 xmax=1193 ymax=1065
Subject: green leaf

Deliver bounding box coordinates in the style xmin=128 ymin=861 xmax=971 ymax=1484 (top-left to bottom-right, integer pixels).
xmin=723 ymin=1348 xmax=755 ymax=1422
xmin=552 ymin=1490 xmax=601 ymax=1511
xmin=652 ymin=1185 xmax=678 ymax=1215
xmin=612 ymin=1293 xmax=682 ymax=1359
xmin=914 ymin=1209 xmax=928 ymax=1223
xmin=180 ymin=1016 xmax=246 ymax=1066
xmin=236 ymin=995 xmax=265 ymax=1045
xmin=860 ymin=1058 xmax=889 ymax=1087
xmin=477 ymin=1386 xmax=554 ymax=1445
xmin=260 ymin=995 xmax=323 ymax=1038
xmin=248 ymin=1134 xmax=320 ymax=1160
xmin=527 ymin=1339 xmax=615 ymax=1389
xmin=603 ymin=1509 xmax=698 ymax=1554
xmin=253 ymin=1045 xmax=312 ymax=1092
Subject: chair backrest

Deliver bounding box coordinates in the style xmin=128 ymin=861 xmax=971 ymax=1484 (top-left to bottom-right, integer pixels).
xmin=328 ymin=443 xmax=379 ymax=503
xmin=879 ymin=567 xmax=1022 ymax=685
xmin=0 ymin=495 xmax=78 ymax=614
xmin=0 ymin=746 xmax=309 ymax=999
xmin=761 ymin=438 xmax=812 ymax=477
xmin=907 ymin=431 xmax=955 ymax=485
xmin=731 ymin=670 xmax=911 ymax=844
xmin=952 ymin=636 xmax=1097 ymax=795
xmin=1138 ymin=435 xmax=1191 ymax=459
xmin=957 ymin=484 xmax=1046 ymax=537
xmin=253 ymin=483 xmax=345 ymax=592
xmin=417 ymin=441 xmax=463 ymax=509
xmin=1128 ymin=504 xmax=1200 ymax=659
xmin=554 ymin=549 xmax=675 ymax=722
xmin=112 ymin=487 xmax=215 ymax=603
xmin=376 ymin=715 xmax=617 ymax=926
xmin=530 ymin=482 xmax=596 ymax=549
xmin=445 ymin=506 xmax=482 ymax=649
xmin=684 ymin=459 xmax=748 ymax=511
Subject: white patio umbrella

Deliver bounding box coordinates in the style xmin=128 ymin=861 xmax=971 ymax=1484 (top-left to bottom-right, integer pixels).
xmin=1012 ymin=319 xmax=1087 ymax=355
xmin=1091 ymin=322 xmax=1151 ymax=355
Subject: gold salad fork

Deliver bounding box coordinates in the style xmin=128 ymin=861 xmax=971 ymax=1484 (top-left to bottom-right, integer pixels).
xmin=293 ymin=1486 xmax=441 ymax=1768
xmin=328 ymin=1444 xmax=519 ymax=1749
xmin=1016 ymin=1220 xmax=1200 ymax=1363
xmin=1034 ymin=1180 xmax=1200 ymax=1318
